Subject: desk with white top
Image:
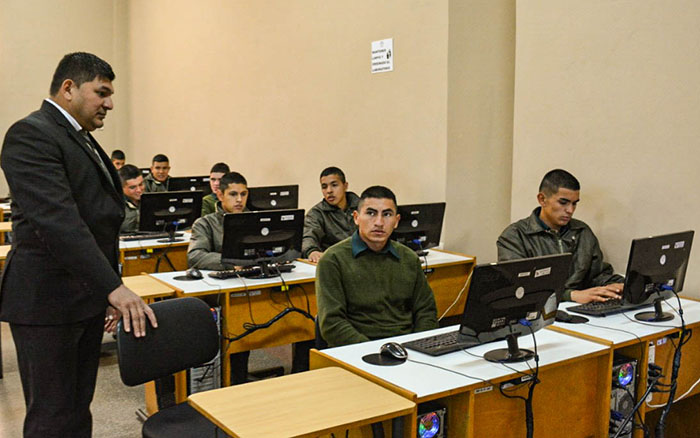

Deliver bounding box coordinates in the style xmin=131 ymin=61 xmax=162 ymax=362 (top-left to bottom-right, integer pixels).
xmin=550 ymin=297 xmax=700 ymax=437
xmin=311 ymin=326 xmax=612 ymax=438
xmin=119 ymin=233 xmax=190 ymax=276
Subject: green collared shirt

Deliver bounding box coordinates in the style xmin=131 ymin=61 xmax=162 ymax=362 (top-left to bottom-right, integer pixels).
xmin=351 ymin=230 xmax=400 ymax=259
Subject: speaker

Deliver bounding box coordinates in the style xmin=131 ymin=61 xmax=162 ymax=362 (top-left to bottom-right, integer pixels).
xmin=417 ymin=402 xmax=446 ymax=438
xmin=609 ymin=354 xmax=637 ymax=438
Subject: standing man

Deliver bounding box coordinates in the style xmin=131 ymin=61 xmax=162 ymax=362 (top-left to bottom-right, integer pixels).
xmin=118 ymin=164 xmax=145 ymax=233
xmin=0 ymin=52 xmax=157 ymax=438
xmin=497 ymin=168 xmax=624 ymax=304
xmin=302 ymin=166 xmax=360 ymax=263
xmin=316 ymin=186 xmax=438 ymax=347
xmin=144 ymin=153 xmax=171 ymax=192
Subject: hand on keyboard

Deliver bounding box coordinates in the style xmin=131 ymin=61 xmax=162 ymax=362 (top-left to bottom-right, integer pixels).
xmin=570 ymin=283 xmax=623 ymax=304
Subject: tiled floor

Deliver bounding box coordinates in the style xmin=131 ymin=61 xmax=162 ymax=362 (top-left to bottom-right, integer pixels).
xmin=0 ymin=321 xmax=291 ymax=437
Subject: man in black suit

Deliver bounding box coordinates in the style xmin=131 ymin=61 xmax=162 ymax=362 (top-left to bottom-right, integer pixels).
xmin=0 ymin=52 xmax=157 ymax=438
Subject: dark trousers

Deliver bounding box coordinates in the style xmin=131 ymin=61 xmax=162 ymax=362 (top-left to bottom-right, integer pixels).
xmin=10 ymin=312 xmax=105 ymax=438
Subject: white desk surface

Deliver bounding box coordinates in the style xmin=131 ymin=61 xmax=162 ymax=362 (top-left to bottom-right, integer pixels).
xmin=318 ymin=325 xmax=608 ymax=400
xmin=422 ymin=249 xmax=473 ymax=267
xmin=0 ymin=202 xmax=10 ymax=213
xmin=150 ymin=261 xmax=317 ymax=294
xmin=119 ymin=232 xmax=191 ymax=250
xmin=554 ymin=297 xmax=700 ymax=346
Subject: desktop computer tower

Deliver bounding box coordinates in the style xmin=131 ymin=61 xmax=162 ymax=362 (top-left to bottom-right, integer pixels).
xmin=417 ymin=401 xmax=447 ymax=438
xmin=609 ymin=354 xmax=637 ymax=438
xmin=188 ymin=306 xmax=221 ymax=394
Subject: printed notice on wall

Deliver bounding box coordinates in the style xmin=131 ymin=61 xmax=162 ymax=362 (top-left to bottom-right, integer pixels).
xmin=371 ymin=38 xmax=393 ymax=74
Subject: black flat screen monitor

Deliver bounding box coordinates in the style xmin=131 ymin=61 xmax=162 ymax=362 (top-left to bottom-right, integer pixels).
xmin=391 ymin=202 xmax=446 ymax=255
xmin=139 ymin=191 xmax=203 ymax=242
xmin=139 ymin=168 xmax=150 ymax=177
xmin=167 ymin=176 xmax=212 ymax=196
xmin=246 ymin=185 xmax=299 ymax=211
xmin=457 ymin=253 xmax=572 ymax=363
xmin=622 ymin=230 xmax=694 ymax=322
xmin=221 ymin=209 xmax=304 ymax=278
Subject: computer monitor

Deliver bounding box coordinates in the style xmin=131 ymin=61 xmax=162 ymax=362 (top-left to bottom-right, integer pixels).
xmin=246 ymin=185 xmax=299 ymax=211
xmin=139 ymin=168 xmax=150 ymax=177
xmin=221 ymin=209 xmax=304 ymax=278
xmin=457 ymin=253 xmax=572 ymax=363
xmin=167 ymin=176 xmax=212 ymax=196
xmin=622 ymin=230 xmax=694 ymax=322
xmin=139 ymin=191 xmax=203 ymax=242
xmin=391 ymin=202 xmax=446 ymax=255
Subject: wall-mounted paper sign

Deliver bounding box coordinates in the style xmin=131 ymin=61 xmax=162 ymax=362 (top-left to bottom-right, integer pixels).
xmin=371 ymin=38 xmax=393 ymax=74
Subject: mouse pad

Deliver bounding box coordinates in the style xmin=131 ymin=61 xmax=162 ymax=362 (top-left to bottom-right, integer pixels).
xmin=362 ymin=353 xmax=405 ymax=366
xmin=173 ymin=275 xmax=199 ymax=281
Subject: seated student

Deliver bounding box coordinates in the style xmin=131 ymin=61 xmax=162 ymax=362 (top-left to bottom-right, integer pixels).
xmin=497 ymin=168 xmax=624 ymax=304
xmin=316 ymin=185 xmax=438 ymax=347
xmin=302 ymin=166 xmax=360 ymax=263
xmin=188 ymin=171 xmax=248 ymax=270
xmin=201 ymin=162 xmax=230 ymax=217
xmin=144 ymin=154 xmax=171 ymax=192
xmin=118 ymin=164 xmax=145 ymax=233
xmin=111 ymin=149 xmax=125 ymax=169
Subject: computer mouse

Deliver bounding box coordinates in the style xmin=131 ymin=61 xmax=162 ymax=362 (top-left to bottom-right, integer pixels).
xmin=185 ymin=267 xmax=203 ymax=280
xmin=555 ymin=309 xmax=589 ymax=324
xmin=379 ymin=342 xmax=408 ymax=361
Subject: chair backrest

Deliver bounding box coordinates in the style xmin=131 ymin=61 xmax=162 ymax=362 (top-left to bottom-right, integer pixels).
xmin=117 ymin=297 xmax=219 ymax=386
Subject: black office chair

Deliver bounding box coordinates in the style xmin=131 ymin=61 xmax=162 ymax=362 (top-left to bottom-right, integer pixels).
xmin=116 ymin=297 xmax=227 ymax=438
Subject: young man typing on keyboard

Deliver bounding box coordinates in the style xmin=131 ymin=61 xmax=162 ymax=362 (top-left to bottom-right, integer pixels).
xmin=316 ymin=186 xmax=438 ymax=347
xmin=497 ymin=169 xmax=624 ymax=304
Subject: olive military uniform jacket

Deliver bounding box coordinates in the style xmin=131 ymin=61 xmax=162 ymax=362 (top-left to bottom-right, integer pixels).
xmin=119 ymin=199 xmax=139 ymax=233
xmin=144 ymin=173 xmax=168 ymax=193
xmin=497 ymin=208 xmax=624 ymax=301
xmin=302 ymin=192 xmax=360 ymax=258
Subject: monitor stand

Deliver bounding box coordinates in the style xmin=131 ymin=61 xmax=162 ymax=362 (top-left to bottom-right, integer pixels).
xmin=635 ymin=298 xmax=674 ymax=322
xmin=157 ymin=228 xmax=184 ymax=243
xmin=247 ymin=260 xmax=280 ymax=280
xmin=483 ymin=332 xmax=535 ymax=363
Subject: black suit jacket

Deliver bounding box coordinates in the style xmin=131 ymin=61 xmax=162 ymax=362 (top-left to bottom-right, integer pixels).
xmin=0 ymin=101 xmax=125 ymax=324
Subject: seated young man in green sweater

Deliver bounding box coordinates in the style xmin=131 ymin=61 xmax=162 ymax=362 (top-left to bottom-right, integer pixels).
xmin=118 ymin=164 xmax=145 ymax=233
xmin=316 ymin=185 xmax=438 ymax=347
xmin=144 ymin=153 xmax=171 ymax=192
xmin=497 ymin=168 xmax=624 ymax=304
xmin=302 ymin=166 xmax=360 ymax=263
xmin=201 ymin=162 xmax=230 ymax=217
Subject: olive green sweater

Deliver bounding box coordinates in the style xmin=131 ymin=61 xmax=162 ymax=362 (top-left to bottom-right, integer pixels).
xmin=316 ymin=232 xmax=438 ymax=347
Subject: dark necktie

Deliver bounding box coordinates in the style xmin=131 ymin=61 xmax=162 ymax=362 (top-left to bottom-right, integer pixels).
xmin=80 ymin=130 xmax=115 ymax=189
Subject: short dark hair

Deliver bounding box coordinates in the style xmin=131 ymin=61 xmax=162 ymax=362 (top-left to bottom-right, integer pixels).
xmin=358 ymin=185 xmax=397 ymax=210
xmin=219 ymin=172 xmax=248 ymax=193
xmin=49 ymin=52 xmax=115 ymax=96
xmin=111 ymin=149 xmax=125 ymax=160
xmin=118 ymin=164 xmax=142 ymax=185
xmin=210 ymin=162 xmax=230 ymax=174
xmin=320 ymin=166 xmax=346 ymax=183
xmin=539 ymin=169 xmax=580 ymax=196
xmin=152 ymin=154 xmax=169 ymax=164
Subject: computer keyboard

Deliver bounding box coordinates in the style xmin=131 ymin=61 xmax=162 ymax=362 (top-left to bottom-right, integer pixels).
xmin=402 ymin=331 xmax=476 ymax=356
xmin=567 ymin=298 xmax=644 ymax=317
xmin=119 ymin=232 xmax=184 ymax=242
xmin=208 ymin=263 xmax=295 ymax=280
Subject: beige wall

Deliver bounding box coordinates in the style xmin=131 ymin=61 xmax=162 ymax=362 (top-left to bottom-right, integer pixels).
xmin=125 ymin=0 xmax=449 ymax=211
xmin=513 ymin=0 xmax=700 ymax=296
xmin=0 ymin=0 xmax=129 ymax=197
xmin=444 ymin=0 xmax=515 ymax=261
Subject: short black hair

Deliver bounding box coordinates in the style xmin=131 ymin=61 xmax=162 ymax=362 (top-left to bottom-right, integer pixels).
xmin=111 ymin=149 xmax=125 ymax=160
xmin=358 ymin=185 xmax=397 ymax=210
xmin=210 ymin=162 xmax=230 ymax=174
xmin=152 ymin=154 xmax=169 ymax=164
xmin=539 ymin=169 xmax=580 ymax=196
xmin=320 ymin=166 xmax=346 ymax=184
xmin=118 ymin=164 xmax=142 ymax=186
xmin=219 ymin=172 xmax=248 ymax=193
xmin=49 ymin=52 xmax=115 ymax=96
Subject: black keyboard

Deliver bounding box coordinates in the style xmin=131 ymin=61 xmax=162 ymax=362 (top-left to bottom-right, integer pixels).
xmin=568 ymin=298 xmax=644 ymax=317
xmin=402 ymin=331 xmax=477 ymax=356
xmin=208 ymin=263 xmax=295 ymax=280
xmin=119 ymin=232 xmax=184 ymax=242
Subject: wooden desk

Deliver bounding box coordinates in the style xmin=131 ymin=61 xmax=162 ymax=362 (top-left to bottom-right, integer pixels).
xmin=119 ymin=234 xmax=190 ymax=276
xmin=188 ymin=367 xmax=416 ymax=438
xmin=550 ymin=297 xmax=700 ymax=437
xmin=311 ymin=327 xmax=612 ymax=438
